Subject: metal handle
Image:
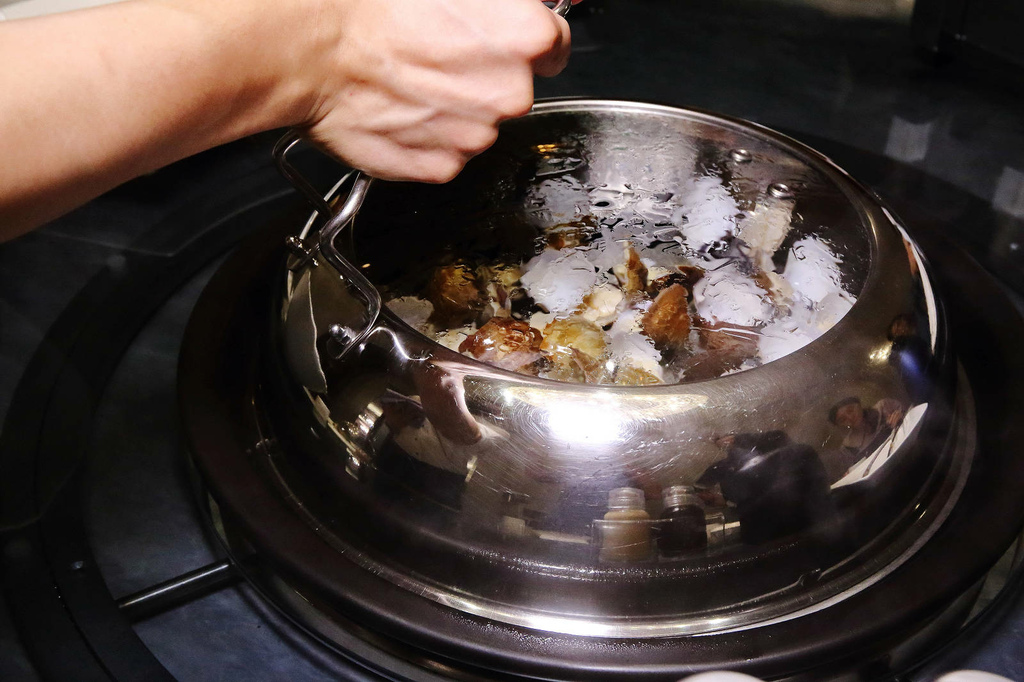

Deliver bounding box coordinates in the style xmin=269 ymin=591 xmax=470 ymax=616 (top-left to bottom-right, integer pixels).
xmin=549 ymin=0 xmax=571 ymax=17
xmin=273 ymin=130 xmax=373 ymax=246
xmin=273 ymin=130 xmax=381 ymax=359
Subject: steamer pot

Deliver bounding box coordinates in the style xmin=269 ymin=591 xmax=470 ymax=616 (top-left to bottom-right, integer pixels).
xmin=264 ymin=100 xmax=967 ymax=643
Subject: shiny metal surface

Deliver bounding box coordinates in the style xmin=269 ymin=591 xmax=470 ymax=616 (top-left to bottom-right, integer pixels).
xmin=269 ymin=100 xmax=966 ymax=638
xmin=115 ymin=560 xmax=239 ymax=622
xmin=550 ymin=0 xmax=571 ymax=17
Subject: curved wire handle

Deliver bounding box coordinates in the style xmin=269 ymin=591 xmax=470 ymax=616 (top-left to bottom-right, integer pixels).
xmin=272 ymin=130 xmax=374 ymax=268
xmin=549 ymin=0 xmax=572 ymax=17
xmin=273 ymin=131 xmax=381 ymax=357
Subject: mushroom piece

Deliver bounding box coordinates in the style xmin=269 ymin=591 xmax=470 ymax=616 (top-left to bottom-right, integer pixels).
xmin=459 ymin=317 xmax=543 ymax=372
xmin=477 ymin=263 xmax=524 ymax=317
xmin=542 ymin=316 xmax=607 ymax=360
xmin=612 ymin=245 xmax=649 ymax=296
xmin=545 ymin=216 xmax=598 ymax=250
xmin=579 ymin=285 xmax=624 ymax=327
xmin=477 ymin=263 xmax=523 ymax=292
xmin=614 ymin=365 xmax=662 ymax=386
xmin=543 ymin=348 xmax=612 ymax=384
xmin=649 ymin=265 xmax=706 ymax=296
xmin=541 ymin=316 xmax=611 ymax=383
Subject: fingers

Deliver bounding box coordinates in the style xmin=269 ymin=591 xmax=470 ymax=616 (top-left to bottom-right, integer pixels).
xmin=317 ymin=131 xmax=468 ymax=183
xmin=531 ymin=12 xmax=571 ymax=77
xmin=302 ymin=0 xmax=574 ymax=184
xmin=527 ymin=1 xmax=572 ymax=77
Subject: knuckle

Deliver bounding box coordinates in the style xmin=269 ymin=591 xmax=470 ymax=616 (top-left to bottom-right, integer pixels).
xmin=420 ymin=154 xmax=463 ymax=184
xmin=494 ymin=82 xmax=534 ymax=120
xmin=535 ymin=20 xmax=563 ymax=56
xmin=458 ymin=125 xmax=499 ymax=155
xmin=516 ymin=11 xmax=561 ymax=57
xmin=503 ymin=7 xmax=561 ymax=59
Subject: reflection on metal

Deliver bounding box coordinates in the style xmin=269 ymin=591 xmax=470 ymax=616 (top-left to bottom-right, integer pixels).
xmin=283 ymin=270 xmax=327 ymax=394
xmin=730 ymin=148 xmax=753 ymax=164
xmin=832 ymin=403 xmax=929 ymax=488
xmin=884 ymin=115 xmax=934 ymax=163
xmin=266 ymin=101 xmax=968 ymax=639
xmin=545 ymin=399 xmax=627 ymax=444
xmin=768 ymin=182 xmax=795 ymax=199
xmin=993 ymin=167 xmax=1024 ymax=219
xmin=869 ymin=344 xmax=893 ymax=363
xmin=503 ymin=385 xmax=708 ymax=418
xmin=117 ymin=560 xmax=239 ymax=622
xmin=890 ymin=212 xmax=940 ymax=352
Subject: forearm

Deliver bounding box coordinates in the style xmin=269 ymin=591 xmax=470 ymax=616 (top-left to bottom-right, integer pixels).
xmin=0 ymin=0 xmax=572 ymax=239
xmin=0 ymin=0 xmax=317 ymax=238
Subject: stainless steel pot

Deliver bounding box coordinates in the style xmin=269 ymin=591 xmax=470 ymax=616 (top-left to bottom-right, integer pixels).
xmin=267 ymin=99 xmax=966 ymax=639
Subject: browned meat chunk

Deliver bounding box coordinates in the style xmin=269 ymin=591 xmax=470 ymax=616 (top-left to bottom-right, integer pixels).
xmin=682 ymin=317 xmax=760 ymax=380
xmin=642 ymin=284 xmax=692 ymax=352
xmin=427 ymin=263 xmax=484 ymax=327
xmin=695 ymin=319 xmax=760 ymax=356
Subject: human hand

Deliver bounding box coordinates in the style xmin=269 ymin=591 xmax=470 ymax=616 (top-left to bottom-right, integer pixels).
xmin=296 ymin=0 xmax=572 ymax=183
xmin=0 ymin=0 xmax=576 ymax=235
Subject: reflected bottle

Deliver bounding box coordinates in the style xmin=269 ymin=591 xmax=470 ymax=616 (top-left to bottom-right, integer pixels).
xmin=598 ymin=487 xmax=651 ymax=563
xmin=658 ymin=485 xmax=707 ymax=557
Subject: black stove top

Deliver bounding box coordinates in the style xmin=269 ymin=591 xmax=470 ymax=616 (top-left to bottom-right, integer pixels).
xmin=3 ymin=1 xmax=1024 ymax=679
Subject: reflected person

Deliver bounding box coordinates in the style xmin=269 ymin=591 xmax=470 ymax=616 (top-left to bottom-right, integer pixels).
xmin=829 ymin=397 xmax=905 ymax=465
xmin=697 ymin=431 xmax=834 ymax=546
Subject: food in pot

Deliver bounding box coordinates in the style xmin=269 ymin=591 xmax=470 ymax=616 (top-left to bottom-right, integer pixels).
xmin=613 ymin=246 xmax=649 ymax=296
xmin=458 ymin=318 xmax=543 ymax=372
xmin=641 ymin=284 xmax=691 ymax=352
xmin=384 ymin=174 xmax=856 ymax=385
xmin=426 ymin=263 xmax=485 ymax=327
xmin=540 ymin=316 xmax=609 ymax=383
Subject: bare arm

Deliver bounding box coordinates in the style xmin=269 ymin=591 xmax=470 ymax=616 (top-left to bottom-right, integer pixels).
xmin=0 ymin=0 xmax=572 ymax=239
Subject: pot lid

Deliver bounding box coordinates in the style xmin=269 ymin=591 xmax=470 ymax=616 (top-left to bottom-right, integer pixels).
xmin=271 ymin=101 xmax=965 ymax=638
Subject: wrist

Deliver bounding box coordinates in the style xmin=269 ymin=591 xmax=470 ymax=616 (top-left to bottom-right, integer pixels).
xmin=164 ymin=0 xmax=336 ymax=140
